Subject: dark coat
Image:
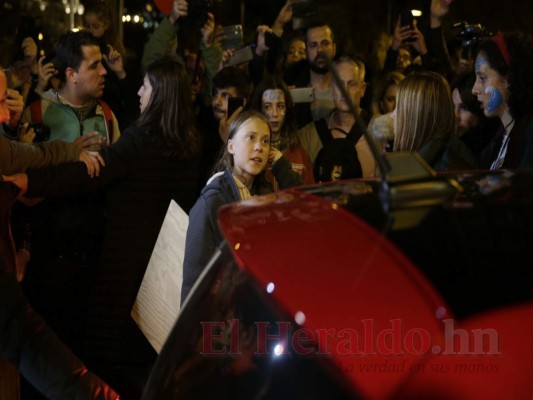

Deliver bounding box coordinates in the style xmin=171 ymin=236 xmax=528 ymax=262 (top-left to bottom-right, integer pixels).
xmin=419 ymin=137 xmax=477 ymax=171
xmin=181 ymin=159 xmax=302 ymax=303
xmin=26 ymin=126 xmax=200 ymax=381
xmin=0 ymin=271 xmax=118 ymax=399
xmin=181 ymin=169 xmax=240 ymax=304
xmin=479 ymin=115 xmax=533 ymax=170
xmin=0 ymin=135 xmax=81 ymax=275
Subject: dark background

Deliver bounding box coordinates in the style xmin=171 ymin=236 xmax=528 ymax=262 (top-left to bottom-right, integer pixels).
xmin=1 ymin=0 xmax=532 ymax=72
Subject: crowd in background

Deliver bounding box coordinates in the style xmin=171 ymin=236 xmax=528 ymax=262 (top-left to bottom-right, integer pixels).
xmin=1 ymin=0 xmax=533 ymax=398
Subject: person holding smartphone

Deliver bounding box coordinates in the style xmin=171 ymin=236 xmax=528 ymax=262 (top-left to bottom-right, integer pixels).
xmin=251 ymin=75 xmax=315 ymax=187
xmin=383 ymin=0 xmax=455 ymax=78
xmin=383 ymin=14 xmax=427 ymax=74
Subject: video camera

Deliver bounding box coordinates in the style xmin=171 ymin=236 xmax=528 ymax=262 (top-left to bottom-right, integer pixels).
xmin=452 ymin=22 xmax=492 ymax=48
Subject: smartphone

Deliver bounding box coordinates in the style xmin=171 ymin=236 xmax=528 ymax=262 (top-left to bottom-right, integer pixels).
xmin=289 ymin=87 xmax=314 ymax=104
xmin=227 ymin=45 xmax=254 ymax=67
xmin=400 ymin=11 xmax=416 ymax=43
xmin=227 ymin=96 xmax=245 ymax=117
xmin=400 ymin=10 xmax=414 ymax=28
xmin=221 ymin=25 xmax=243 ymax=50
xmin=41 ymin=53 xmax=55 ymax=67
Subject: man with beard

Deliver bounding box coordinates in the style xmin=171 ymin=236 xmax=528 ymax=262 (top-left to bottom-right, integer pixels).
xmin=285 ymin=23 xmax=337 ymax=128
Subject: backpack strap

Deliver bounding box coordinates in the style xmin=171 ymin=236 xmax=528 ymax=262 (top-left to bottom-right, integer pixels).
xmin=314 ymin=118 xmax=331 ymax=146
xmin=316 ymin=117 xmax=366 ymax=146
xmin=97 ymin=99 xmax=114 ymax=143
xmin=29 ymin=100 xmax=43 ymax=124
xmin=346 ymin=120 xmax=365 ymax=144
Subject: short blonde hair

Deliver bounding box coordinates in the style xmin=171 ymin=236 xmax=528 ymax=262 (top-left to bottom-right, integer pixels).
xmin=393 ymin=72 xmax=456 ymax=152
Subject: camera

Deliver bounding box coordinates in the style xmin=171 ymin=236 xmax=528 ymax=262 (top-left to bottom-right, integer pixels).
xmin=31 ymin=123 xmax=51 ymax=143
xmin=188 ymin=0 xmax=213 ymax=28
xmin=453 ymin=22 xmax=492 ymax=48
xmin=20 ymin=122 xmax=51 ymax=143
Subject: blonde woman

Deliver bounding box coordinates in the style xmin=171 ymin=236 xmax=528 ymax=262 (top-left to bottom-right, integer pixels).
xmin=393 ymin=71 xmax=476 ymax=170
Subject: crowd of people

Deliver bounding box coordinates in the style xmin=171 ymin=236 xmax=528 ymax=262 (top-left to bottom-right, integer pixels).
xmin=1 ymin=0 xmax=533 ymax=398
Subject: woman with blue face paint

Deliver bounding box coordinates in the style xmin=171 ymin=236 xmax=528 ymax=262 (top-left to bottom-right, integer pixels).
xmin=472 ymin=32 xmax=533 ymax=170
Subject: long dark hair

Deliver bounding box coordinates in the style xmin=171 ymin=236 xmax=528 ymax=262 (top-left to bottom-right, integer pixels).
xmin=250 ymin=75 xmax=299 ymax=151
xmin=137 ymin=58 xmax=201 ymax=158
xmin=476 ymin=32 xmax=533 ymax=120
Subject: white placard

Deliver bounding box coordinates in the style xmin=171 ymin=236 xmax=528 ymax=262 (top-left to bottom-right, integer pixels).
xmin=131 ymin=200 xmax=188 ymax=353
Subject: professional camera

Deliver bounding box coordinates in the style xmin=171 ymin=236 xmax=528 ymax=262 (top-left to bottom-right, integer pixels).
xmin=452 ymin=21 xmax=492 ymax=48
xmin=188 ymin=0 xmax=213 ymax=28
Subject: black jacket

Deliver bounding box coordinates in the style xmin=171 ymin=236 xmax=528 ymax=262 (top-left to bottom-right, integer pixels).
xmin=0 ymin=271 xmax=118 ymax=399
xmin=26 ymin=125 xmax=200 ymax=381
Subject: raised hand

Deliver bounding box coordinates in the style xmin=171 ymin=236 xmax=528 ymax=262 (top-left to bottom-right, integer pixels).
xmin=201 ymin=12 xmax=216 ymax=47
xmin=269 ymin=147 xmax=283 ymax=165
xmin=255 ymin=25 xmax=273 ymax=56
xmin=392 ymin=16 xmax=414 ymax=50
xmin=409 ymin=21 xmax=428 ymax=55
xmin=103 ymin=45 xmax=126 ymax=80
xmin=36 ymin=55 xmax=57 ymax=94
xmin=219 ymin=48 xmax=235 ymax=70
xmin=273 ymin=0 xmax=293 ymax=36
xmin=5 ymin=89 xmax=24 ymax=128
xmin=169 ymin=0 xmax=188 ymax=24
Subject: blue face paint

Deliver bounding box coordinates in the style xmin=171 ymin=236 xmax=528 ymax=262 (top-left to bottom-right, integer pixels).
xmin=475 ymin=56 xmax=488 ymax=73
xmin=486 ymin=86 xmax=503 ymax=113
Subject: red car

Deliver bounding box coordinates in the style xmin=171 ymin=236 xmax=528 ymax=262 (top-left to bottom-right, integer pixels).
xmin=143 ymin=168 xmax=533 ymax=399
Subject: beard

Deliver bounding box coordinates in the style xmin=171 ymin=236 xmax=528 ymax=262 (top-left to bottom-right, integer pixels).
xmin=309 ymin=55 xmax=329 ymax=75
